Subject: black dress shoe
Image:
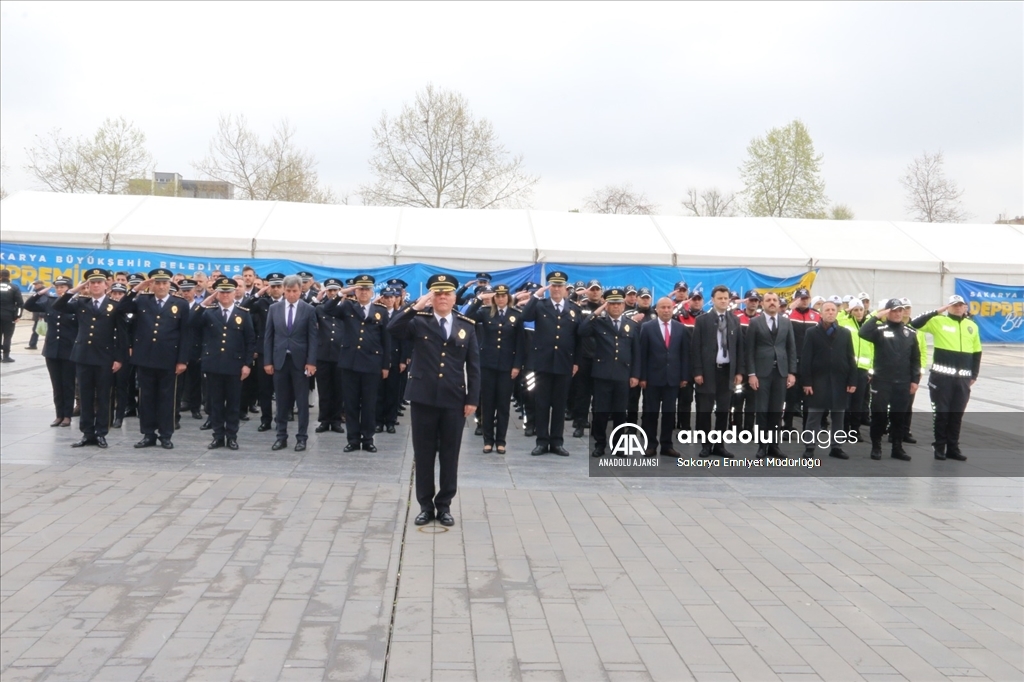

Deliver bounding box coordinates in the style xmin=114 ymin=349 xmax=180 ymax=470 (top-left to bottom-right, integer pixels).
xmin=474 ymin=425 xmax=483 ymax=436
xmin=315 ymin=423 xmax=330 ymax=433
xmin=112 ymin=418 xmax=123 ymax=429
xmin=125 ymin=409 xmax=138 ymax=418
xmin=386 ymin=425 xmax=396 ymax=434
xmin=934 ymin=446 xmax=947 ymax=460
xmin=414 ymin=510 xmax=434 ymax=525
xmin=531 ymin=445 xmax=547 ymax=456
xmin=192 ymin=410 xmax=202 ymax=420
xmin=768 ymin=444 xmax=783 ymax=457
xmin=135 ymin=437 xmax=157 ymax=448
xmin=829 ymin=448 xmax=848 ymax=459
xmin=295 ymin=441 xmax=306 ymax=452
xmin=572 ymin=427 xmax=585 ymax=438
xmin=591 ymin=448 xmax=605 ymax=458
xmin=344 ymin=443 xmax=360 ymax=453
xmin=227 ymin=438 xmax=239 ymax=450
xmin=903 ymin=433 xmax=917 ymax=444
xmin=891 ymin=449 xmax=911 ymax=461
xmin=699 ymin=445 xmax=712 ymax=457
xmin=524 ymin=426 xmax=536 ymax=437
xmin=249 ymin=406 xmax=260 ymax=414
xmin=551 ymin=446 xmax=570 ymax=457
xmin=946 ymin=449 xmax=967 ymax=461
xmin=375 ymin=424 xmax=384 ymax=433
xmin=240 ymin=413 xmax=250 ymax=421
xmin=363 ymin=442 xmax=377 ymax=453
xmin=200 ymin=420 xmax=212 ymax=430
xmin=257 ymin=422 xmax=272 ymax=432
xmin=644 ymin=448 xmax=658 ymax=457
xmin=714 ymin=445 xmax=734 ymax=458
xmin=96 ymin=436 xmax=108 ymax=449
xmin=331 ymin=423 xmax=345 ymax=434
xmin=871 ymin=446 xmax=882 ymax=460
xmin=208 ymin=437 xmax=224 ymax=449
xmin=661 ymin=448 xmax=682 ymax=457
xmin=755 ymin=445 xmax=768 ymax=458
xmin=71 ymin=437 xmax=96 ymax=448
xmin=438 ymin=511 xmax=455 ymax=527
xmin=271 ymin=439 xmax=288 ymax=451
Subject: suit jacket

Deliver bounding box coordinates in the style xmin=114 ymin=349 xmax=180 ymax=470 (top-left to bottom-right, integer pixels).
xmin=800 ymin=324 xmax=858 ymax=410
xmin=25 ymin=292 xmax=78 ymax=361
xmin=53 ymin=293 xmax=127 ymax=367
xmin=690 ymin=308 xmax=743 ymax=394
xmin=117 ymin=291 xmax=191 ymax=370
xmin=322 ymin=297 xmax=391 ymax=372
xmin=578 ymin=314 xmax=640 ymax=382
xmin=387 ymin=307 xmax=481 ymax=409
xmin=189 ymin=304 xmax=256 ymax=375
xmin=745 ymin=313 xmax=798 ymax=379
xmin=519 ymin=296 xmax=580 ymax=375
xmin=264 ymin=298 xmax=317 ymax=369
xmin=639 ymin=318 xmax=689 ymax=387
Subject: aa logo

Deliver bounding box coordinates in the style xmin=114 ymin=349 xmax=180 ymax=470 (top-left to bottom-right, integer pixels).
xmin=609 ymin=423 xmax=648 ymax=456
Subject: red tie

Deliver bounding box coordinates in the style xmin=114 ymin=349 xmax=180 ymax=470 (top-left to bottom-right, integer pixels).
xmin=664 ymin=322 xmax=671 ymax=348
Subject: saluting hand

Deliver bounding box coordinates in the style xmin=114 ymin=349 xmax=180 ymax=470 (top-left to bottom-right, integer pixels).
xmin=134 ymin=278 xmax=155 ymax=293
xmin=412 ymin=292 xmax=433 ymax=310
xmin=631 ymin=312 xmax=644 ymax=323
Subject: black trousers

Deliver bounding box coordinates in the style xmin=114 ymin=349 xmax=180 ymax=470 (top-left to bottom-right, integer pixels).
xmin=676 ymin=382 xmax=695 ymax=431
xmin=570 ymin=357 xmax=594 ymax=425
xmin=342 ymin=369 xmax=380 ymax=445
xmin=77 ymin=363 xmax=113 ymax=438
xmin=517 ymin=371 xmax=536 ymax=430
xmin=46 ymin=357 xmax=76 ymax=419
xmin=642 ymin=384 xmax=678 ymax=451
xmin=845 ymin=368 xmax=869 ymax=431
xmin=930 ymin=373 xmax=971 ymax=448
xmin=377 ymin=366 xmax=402 ymax=427
xmin=696 ymin=365 xmax=733 ymax=439
xmin=114 ymin=364 xmax=133 ymax=420
xmin=784 ymin=379 xmax=807 ymax=426
xmin=626 ymin=383 xmax=642 ymax=425
xmin=316 ymin=360 xmax=344 ymax=426
xmin=274 ymin=355 xmax=310 ymax=441
xmin=183 ymin=362 xmax=203 ymax=414
xmin=534 ymin=371 xmax=571 ymax=448
xmin=480 ymin=367 xmax=514 ymax=446
xmin=754 ymin=370 xmax=787 ymax=433
xmin=242 ymin=357 xmax=258 ymax=410
xmin=0 ymin=319 xmax=14 ymax=357
xmin=411 ymin=402 xmax=464 ymax=514
xmin=870 ymin=380 xmax=911 ymax=447
xmin=137 ymin=366 xmax=177 ymax=440
xmin=256 ymin=358 xmax=274 ymax=426
xmin=207 ymin=371 xmax=242 ymax=440
xmin=591 ymin=377 xmax=629 ymax=452
xmin=731 ymin=379 xmax=756 ymax=432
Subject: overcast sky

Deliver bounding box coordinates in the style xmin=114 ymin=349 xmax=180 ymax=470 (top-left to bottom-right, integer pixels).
xmin=2 ymin=1 xmax=1021 ymax=221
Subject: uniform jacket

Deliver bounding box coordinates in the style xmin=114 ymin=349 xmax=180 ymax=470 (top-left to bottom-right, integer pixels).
xmin=264 ymin=298 xmax=318 ymax=369
xmin=248 ymin=295 xmax=281 ymax=360
xmin=745 ymin=313 xmax=798 ymax=379
xmin=638 ymin=318 xmax=689 ymax=387
xmin=519 ymin=296 xmax=580 ymax=375
xmin=322 ymin=297 xmax=392 ymax=372
xmin=53 ymin=293 xmax=127 ymax=367
xmin=381 ymin=307 xmax=410 ymax=370
xmin=578 ymin=313 xmax=640 ymax=382
xmin=800 ymin=323 xmax=858 ymax=410
xmin=388 ymin=307 xmax=481 ymax=408
xmin=187 ymin=300 xmax=205 ymax=362
xmin=315 ymin=301 xmax=344 ymax=364
xmin=0 ymin=281 xmax=24 ymax=323
xmin=24 ymin=291 xmax=77 ymax=360
xmin=785 ymin=306 xmax=820 ymax=361
xmin=189 ymin=304 xmax=256 ymax=375
xmin=117 ymin=291 xmax=191 ymax=370
xmin=465 ymin=302 xmax=525 ymax=372
xmin=859 ymin=316 xmax=921 ymax=385
xmin=690 ymin=308 xmax=744 ymax=394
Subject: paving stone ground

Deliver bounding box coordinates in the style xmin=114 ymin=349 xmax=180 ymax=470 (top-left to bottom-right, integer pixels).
xmin=2 ymin=323 xmax=1022 ymax=681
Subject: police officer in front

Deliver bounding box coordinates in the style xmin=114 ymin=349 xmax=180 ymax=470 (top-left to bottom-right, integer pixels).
xmin=24 ymin=276 xmax=78 ymax=426
xmin=191 ymin=277 xmax=256 ymax=450
xmin=859 ymin=298 xmax=921 ymax=461
xmin=314 ymin=278 xmax=346 ymax=434
xmin=578 ymin=288 xmax=641 ymax=458
xmin=388 ymin=274 xmax=480 ymax=527
xmin=118 ymin=268 xmax=191 ymax=449
xmin=516 ymin=271 xmax=581 ymax=457
xmin=321 ymin=274 xmax=391 ymax=452
xmin=53 ymin=268 xmax=126 ymax=448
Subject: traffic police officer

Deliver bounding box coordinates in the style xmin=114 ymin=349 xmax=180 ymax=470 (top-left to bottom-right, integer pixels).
xmin=24 ymin=276 xmax=78 ymax=426
xmin=388 ymin=274 xmax=480 ymax=527
xmin=314 ymin=278 xmax=346 ymax=434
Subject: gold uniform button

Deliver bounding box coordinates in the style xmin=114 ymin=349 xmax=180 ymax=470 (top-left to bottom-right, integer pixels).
xmin=554 ymin=345 xmax=558 ymax=350
xmin=440 ymin=363 xmax=444 ymax=367
xmin=441 ymin=352 xmax=445 ymax=357
xmin=438 ymin=373 xmax=443 ymax=378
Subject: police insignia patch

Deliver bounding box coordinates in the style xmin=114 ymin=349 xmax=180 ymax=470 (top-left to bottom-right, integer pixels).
xmin=458 ymin=328 xmax=466 ymax=339
xmin=569 ymin=310 xmax=576 ymax=318
xmin=375 ymin=312 xmax=381 ymax=320
xmin=235 ymin=316 xmax=242 ymax=325
xmin=106 ymin=303 xmax=114 ymax=312
xmin=171 ymin=305 xmax=178 ymax=314
xmin=509 ymin=316 xmax=516 ymax=323
xmin=624 ymin=324 xmax=630 ymax=333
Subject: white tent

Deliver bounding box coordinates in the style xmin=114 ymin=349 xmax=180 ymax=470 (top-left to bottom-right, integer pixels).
xmin=2 ymin=191 xmax=1022 ymax=310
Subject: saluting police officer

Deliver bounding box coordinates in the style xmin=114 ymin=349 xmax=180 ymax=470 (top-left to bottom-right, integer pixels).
xmin=517 ymin=271 xmax=581 ymax=457
xmin=321 ymin=274 xmax=391 ymax=453
xmin=53 ymin=268 xmax=126 ymax=448
xmin=376 ymin=287 xmax=407 ymax=434
xmin=388 ymin=274 xmax=481 ymax=528
xmin=24 ymin=276 xmax=78 ymax=426
xmin=191 ymin=277 xmax=256 ymax=450
xmin=570 ymin=279 xmax=603 ymax=437
xmin=578 ymin=288 xmax=641 ymax=457
xmin=117 ymin=268 xmax=191 ymax=449
xmin=315 ymin=278 xmax=346 ymax=434
xmin=176 ymin=279 xmax=205 ymax=420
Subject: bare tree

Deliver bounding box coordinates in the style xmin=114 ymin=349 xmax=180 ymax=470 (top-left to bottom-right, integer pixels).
xmin=193 ymin=114 xmax=337 ymax=203
xmin=24 ymin=117 xmax=153 ymax=194
xmin=899 ymin=150 xmax=967 ymax=223
xmin=583 ymin=183 xmax=656 ymax=215
xmin=360 ymin=84 xmax=538 ymax=209
xmin=681 ymin=187 xmax=737 ymax=216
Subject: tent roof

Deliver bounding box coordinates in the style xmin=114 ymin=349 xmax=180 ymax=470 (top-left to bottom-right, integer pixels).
xmin=776 ymin=218 xmax=941 ymax=272
xmin=531 ymin=211 xmax=673 ymax=265
xmin=655 ymin=216 xmax=811 ymax=268
xmin=254 ymin=202 xmax=399 ymax=267
xmin=395 ymin=207 xmax=535 ymax=270
xmin=891 ymin=221 xmax=1024 ymax=275
xmin=0 ymin=191 xmax=146 ymax=247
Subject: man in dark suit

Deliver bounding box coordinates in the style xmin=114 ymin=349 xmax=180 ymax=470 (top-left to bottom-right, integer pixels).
xmin=388 ymin=274 xmax=481 ymax=528
xmin=322 ymin=274 xmax=391 ymax=452
xmin=578 ymin=288 xmax=641 ymax=457
xmin=800 ymin=301 xmax=858 ymax=459
xmin=639 ymin=297 xmax=689 ymax=457
xmin=264 ymin=274 xmax=318 ymax=451
xmin=53 ymin=268 xmax=126 ymax=448
xmin=117 ymin=268 xmax=191 ymax=449
xmin=745 ymin=291 xmax=798 ymax=457
xmin=248 ymin=273 xmax=287 ymax=431
xmin=690 ymin=284 xmax=744 ymax=457
xmin=516 ymin=271 xmax=581 ymax=457
xmin=190 ymin=277 xmax=256 ymax=450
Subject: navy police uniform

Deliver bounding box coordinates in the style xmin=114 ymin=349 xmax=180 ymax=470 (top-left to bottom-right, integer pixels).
xmin=315 ymin=279 xmax=346 ymax=433
xmin=24 ymin=279 xmax=78 ymax=422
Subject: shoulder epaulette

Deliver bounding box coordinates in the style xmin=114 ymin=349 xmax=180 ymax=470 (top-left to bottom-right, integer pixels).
xmin=416 ymin=311 xmax=433 ymax=317
xmin=373 ymin=302 xmax=389 ymax=309
xmin=236 ymin=306 xmax=249 ymax=312
xmin=456 ymin=313 xmax=474 ymax=324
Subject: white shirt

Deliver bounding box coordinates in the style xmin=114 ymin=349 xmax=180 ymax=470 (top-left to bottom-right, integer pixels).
xmin=434 ymin=312 xmax=454 ymax=339
xmin=219 ymin=303 xmax=235 ymax=318
xmin=155 ymin=296 xmax=168 ymax=308
xmin=90 ymin=294 xmax=107 ymax=308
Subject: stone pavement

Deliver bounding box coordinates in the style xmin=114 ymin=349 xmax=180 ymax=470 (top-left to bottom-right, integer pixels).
xmin=2 ymin=323 xmax=1022 ymax=681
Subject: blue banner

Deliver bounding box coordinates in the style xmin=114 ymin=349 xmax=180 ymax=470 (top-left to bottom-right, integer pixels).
xmin=955 ymin=278 xmax=1024 ymax=343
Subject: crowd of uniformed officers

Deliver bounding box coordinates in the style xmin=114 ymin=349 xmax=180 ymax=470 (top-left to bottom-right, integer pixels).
xmin=10 ymin=265 xmax=981 ymax=467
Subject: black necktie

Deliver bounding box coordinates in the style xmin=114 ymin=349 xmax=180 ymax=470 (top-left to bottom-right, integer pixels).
xmin=94 ymin=299 xmax=100 ymax=311
xmin=769 ymin=316 xmax=776 ymax=335
xmin=614 ymin=319 xmax=620 ymax=332
xmin=439 ymin=317 xmax=447 ymax=340
xmin=718 ymin=314 xmax=728 ymax=359
xmin=223 ymin=308 xmax=229 ymax=322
